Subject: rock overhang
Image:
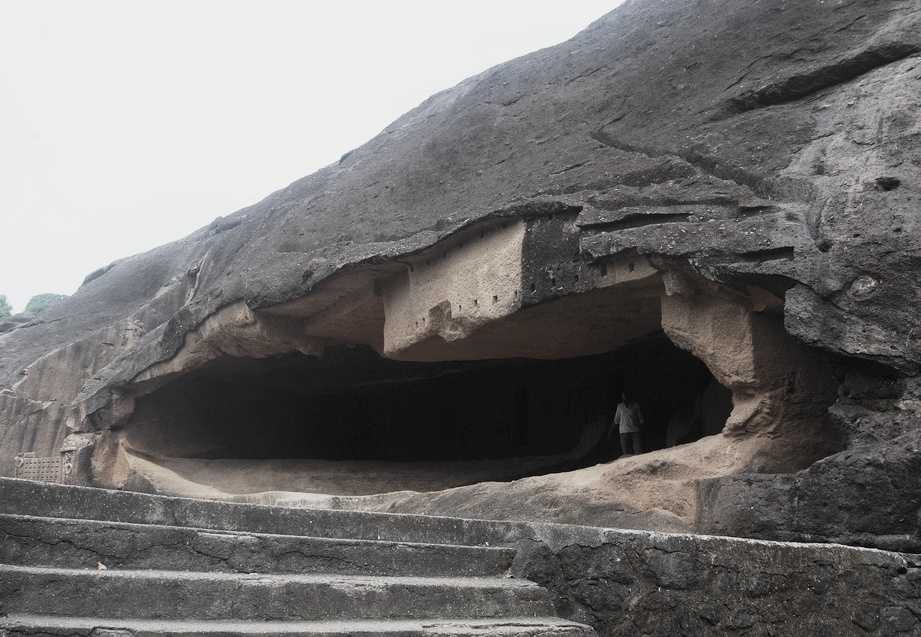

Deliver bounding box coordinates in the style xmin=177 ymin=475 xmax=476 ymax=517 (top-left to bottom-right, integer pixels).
xmin=51 ymin=205 xmax=839 ymax=535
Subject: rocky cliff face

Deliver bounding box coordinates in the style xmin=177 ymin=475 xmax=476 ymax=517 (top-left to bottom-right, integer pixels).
xmin=1 ymin=0 xmax=919 ymax=552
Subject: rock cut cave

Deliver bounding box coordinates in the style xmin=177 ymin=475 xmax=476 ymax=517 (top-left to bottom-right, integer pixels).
xmin=85 ymin=213 xmax=831 ymax=503
xmin=119 ymin=335 xmax=732 ymax=495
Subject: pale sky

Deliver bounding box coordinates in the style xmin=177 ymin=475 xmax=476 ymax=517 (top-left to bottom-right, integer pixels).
xmin=0 ymin=1 xmax=620 ymax=312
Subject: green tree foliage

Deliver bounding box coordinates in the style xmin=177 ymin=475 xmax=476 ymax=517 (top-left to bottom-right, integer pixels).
xmin=24 ymin=293 xmax=68 ymax=315
xmin=0 ymin=295 xmax=11 ymax=319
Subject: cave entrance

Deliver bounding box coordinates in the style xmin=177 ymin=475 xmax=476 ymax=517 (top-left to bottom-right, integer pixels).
xmin=124 ymin=334 xmax=731 ymax=495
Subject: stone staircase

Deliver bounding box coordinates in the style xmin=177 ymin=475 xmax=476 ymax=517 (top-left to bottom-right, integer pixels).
xmin=0 ymin=478 xmax=595 ymax=636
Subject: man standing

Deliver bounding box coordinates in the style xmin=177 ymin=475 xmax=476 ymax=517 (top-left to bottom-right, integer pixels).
xmin=613 ymin=392 xmax=644 ymax=456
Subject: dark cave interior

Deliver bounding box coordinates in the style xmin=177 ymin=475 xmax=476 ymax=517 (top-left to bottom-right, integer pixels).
xmin=126 ymin=334 xmax=732 ymax=472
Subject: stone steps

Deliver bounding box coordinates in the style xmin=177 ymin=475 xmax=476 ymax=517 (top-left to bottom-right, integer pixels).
xmin=0 ymin=478 xmax=530 ymax=547
xmin=0 ymin=479 xmax=597 ymax=636
xmin=0 ymin=514 xmax=517 ymax=577
xmin=0 ymin=615 xmax=593 ymax=636
xmin=0 ymin=565 xmax=555 ymax=622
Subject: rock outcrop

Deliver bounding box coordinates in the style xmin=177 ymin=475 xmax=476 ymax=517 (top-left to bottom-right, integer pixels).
xmin=1 ymin=0 xmax=920 ymax=553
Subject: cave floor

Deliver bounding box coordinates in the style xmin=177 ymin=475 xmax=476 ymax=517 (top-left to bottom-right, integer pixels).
xmin=120 ymin=432 xmax=772 ymax=536
xmin=146 ymin=452 xmax=586 ymax=496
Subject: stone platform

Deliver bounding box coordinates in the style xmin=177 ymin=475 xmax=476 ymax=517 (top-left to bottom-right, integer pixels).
xmin=0 ymin=478 xmax=918 ymax=636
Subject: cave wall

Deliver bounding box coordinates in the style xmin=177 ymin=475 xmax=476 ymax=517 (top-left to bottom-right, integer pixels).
xmin=0 ymin=319 xmax=150 ymax=478
xmin=382 ymin=220 xmax=526 ymax=355
xmin=697 ymin=372 xmax=921 ymax=554
xmin=661 ymin=287 xmax=837 ymax=437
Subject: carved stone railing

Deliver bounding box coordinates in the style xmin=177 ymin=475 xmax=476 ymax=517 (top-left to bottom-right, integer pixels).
xmin=13 ymin=452 xmax=66 ymax=484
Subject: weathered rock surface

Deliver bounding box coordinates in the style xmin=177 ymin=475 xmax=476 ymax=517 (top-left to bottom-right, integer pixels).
xmin=514 ymin=528 xmax=921 ymax=636
xmin=1 ymin=0 xmax=920 ymax=554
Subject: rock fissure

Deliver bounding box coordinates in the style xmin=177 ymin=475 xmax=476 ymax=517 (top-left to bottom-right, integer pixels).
xmin=714 ymin=43 xmax=921 ymax=121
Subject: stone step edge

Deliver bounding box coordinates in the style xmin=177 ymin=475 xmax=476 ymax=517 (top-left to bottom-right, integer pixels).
xmin=0 ymin=564 xmax=538 ymax=589
xmin=0 ymin=615 xmax=596 ymax=636
xmin=4 ymin=479 xmax=912 ymax=564
xmin=0 ymin=478 xmax=530 ymax=547
xmin=0 ymin=513 xmax=519 ymax=557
